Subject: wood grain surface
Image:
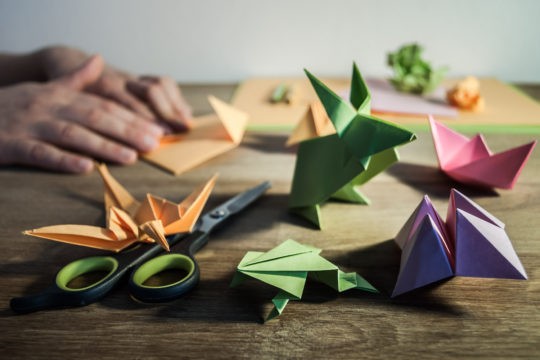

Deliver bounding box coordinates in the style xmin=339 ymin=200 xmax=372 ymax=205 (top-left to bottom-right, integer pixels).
xmin=1 ymin=84 xmax=539 ymax=359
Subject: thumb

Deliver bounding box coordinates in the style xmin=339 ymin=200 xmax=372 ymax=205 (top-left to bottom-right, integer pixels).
xmin=54 ymin=54 xmax=105 ymax=90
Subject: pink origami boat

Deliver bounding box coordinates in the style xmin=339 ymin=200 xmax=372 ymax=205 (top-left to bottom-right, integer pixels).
xmin=392 ymin=188 xmax=527 ymax=297
xmin=429 ymin=116 xmax=536 ymax=189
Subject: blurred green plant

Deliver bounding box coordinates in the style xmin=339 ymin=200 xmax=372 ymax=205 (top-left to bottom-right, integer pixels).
xmin=387 ymin=43 xmax=447 ymax=95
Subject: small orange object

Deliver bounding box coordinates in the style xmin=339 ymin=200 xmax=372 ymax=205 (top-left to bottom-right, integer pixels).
xmin=24 ymin=164 xmax=217 ymax=252
xmin=447 ymin=76 xmax=485 ymax=112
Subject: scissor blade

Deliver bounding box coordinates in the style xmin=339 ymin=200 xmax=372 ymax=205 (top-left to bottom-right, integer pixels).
xmin=198 ymin=181 xmax=271 ymax=233
xmin=226 ymin=181 xmax=271 ymax=215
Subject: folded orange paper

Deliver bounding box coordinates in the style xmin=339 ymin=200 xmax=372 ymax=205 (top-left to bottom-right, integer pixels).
xmin=24 ymin=164 xmax=217 ymax=252
xmin=143 ymin=95 xmax=249 ymax=175
xmin=285 ymin=101 xmax=334 ymax=146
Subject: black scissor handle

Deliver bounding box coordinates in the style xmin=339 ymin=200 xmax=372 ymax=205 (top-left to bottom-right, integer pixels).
xmin=10 ymin=256 xmax=124 ymax=314
xmin=128 ymin=230 xmax=208 ymax=303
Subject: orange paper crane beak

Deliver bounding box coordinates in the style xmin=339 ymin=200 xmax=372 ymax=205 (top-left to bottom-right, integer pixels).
xmin=24 ymin=164 xmax=218 ymax=252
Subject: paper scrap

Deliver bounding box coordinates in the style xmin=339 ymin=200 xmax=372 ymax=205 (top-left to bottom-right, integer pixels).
xmin=365 ymin=78 xmax=458 ymax=118
xmin=447 ymin=76 xmax=485 ymax=112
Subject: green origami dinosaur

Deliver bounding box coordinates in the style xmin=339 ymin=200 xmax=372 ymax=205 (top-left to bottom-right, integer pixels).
xmin=288 ymin=63 xmax=417 ymax=229
xmin=230 ymin=239 xmax=378 ymax=322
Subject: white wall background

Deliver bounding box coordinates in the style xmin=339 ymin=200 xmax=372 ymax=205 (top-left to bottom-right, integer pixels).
xmin=0 ymin=0 xmax=539 ymax=83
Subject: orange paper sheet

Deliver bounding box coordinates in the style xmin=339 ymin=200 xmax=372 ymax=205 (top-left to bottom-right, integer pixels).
xmin=232 ymin=77 xmax=540 ymax=127
xmin=143 ymin=96 xmax=248 ymax=175
xmin=24 ymin=164 xmax=217 ymax=252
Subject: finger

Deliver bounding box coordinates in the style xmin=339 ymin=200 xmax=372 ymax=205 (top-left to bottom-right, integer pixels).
xmin=154 ymin=77 xmax=194 ymax=128
xmin=0 ymin=136 xmax=94 ymax=174
xmin=127 ymin=78 xmax=190 ymax=131
xmin=54 ymin=54 xmax=105 ymax=91
xmin=105 ymin=89 xmax=156 ymax=120
xmin=55 ymin=97 xmax=163 ymax=152
xmin=126 ymin=79 xmax=175 ymax=119
xmin=139 ymin=76 xmax=194 ymax=128
xmin=32 ymin=119 xmax=138 ymax=165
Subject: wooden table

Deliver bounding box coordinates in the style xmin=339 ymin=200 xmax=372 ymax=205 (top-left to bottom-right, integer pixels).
xmin=1 ymin=84 xmax=539 ymax=359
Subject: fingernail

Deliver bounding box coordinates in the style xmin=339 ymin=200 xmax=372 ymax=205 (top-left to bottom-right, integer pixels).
xmin=142 ymin=134 xmax=159 ymax=151
xmin=146 ymin=123 xmax=164 ymax=137
xmin=119 ymin=148 xmax=137 ymax=163
xmin=73 ymin=158 xmax=94 ymax=173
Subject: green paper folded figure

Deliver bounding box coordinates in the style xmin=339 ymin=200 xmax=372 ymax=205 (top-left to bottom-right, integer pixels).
xmin=230 ymin=239 xmax=378 ymax=322
xmin=288 ymin=63 xmax=417 ymax=228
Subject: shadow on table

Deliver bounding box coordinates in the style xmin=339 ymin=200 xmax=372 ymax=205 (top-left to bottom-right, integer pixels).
xmin=207 ymin=192 xmax=323 ymax=232
xmin=2 ymin=240 xmax=467 ymax=322
xmin=386 ymin=162 xmax=499 ymax=199
xmin=243 ymin=133 xmax=296 ymax=154
xmin=331 ymin=239 xmax=467 ymax=316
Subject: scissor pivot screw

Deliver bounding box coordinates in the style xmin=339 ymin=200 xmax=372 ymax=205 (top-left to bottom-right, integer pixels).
xmin=210 ymin=210 xmax=226 ymax=219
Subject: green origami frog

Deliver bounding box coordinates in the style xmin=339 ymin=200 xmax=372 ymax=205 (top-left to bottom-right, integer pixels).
xmin=231 ymin=239 xmax=378 ymax=322
xmin=288 ymin=63 xmax=416 ymax=229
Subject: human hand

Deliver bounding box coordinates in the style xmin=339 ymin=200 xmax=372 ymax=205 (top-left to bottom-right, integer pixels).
xmin=41 ymin=46 xmax=193 ymax=132
xmin=0 ymin=55 xmax=165 ymax=173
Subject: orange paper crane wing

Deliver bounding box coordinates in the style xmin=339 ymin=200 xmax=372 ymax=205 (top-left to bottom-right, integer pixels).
xmin=24 ymin=207 xmax=147 ymax=252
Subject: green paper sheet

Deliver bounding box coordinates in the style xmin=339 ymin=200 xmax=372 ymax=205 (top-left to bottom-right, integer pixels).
xmin=230 ymin=239 xmax=378 ymax=322
xmin=289 ymin=63 xmax=416 ymax=228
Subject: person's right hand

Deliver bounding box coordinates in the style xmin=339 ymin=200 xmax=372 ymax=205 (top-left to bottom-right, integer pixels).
xmin=40 ymin=46 xmax=193 ymax=133
xmin=0 ymin=55 xmax=164 ymax=174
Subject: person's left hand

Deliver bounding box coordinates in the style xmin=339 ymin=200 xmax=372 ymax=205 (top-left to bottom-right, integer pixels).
xmin=40 ymin=46 xmax=193 ymax=132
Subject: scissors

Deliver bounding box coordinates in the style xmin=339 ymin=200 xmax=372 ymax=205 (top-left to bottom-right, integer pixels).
xmin=11 ymin=181 xmax=271 ymax=314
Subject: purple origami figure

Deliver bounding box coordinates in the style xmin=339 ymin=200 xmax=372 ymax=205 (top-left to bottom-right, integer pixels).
xmin=392 ymin=189 xmax=527 ymax=297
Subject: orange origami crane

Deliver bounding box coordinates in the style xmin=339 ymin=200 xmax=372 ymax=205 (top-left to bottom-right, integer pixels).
xmin=143 ymin=95 xmax=248 ymax=175
xmin=429 ymin=116 xmax=536 ymax=189
xmin=24 ymin=164 xmax=217 ymax=252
